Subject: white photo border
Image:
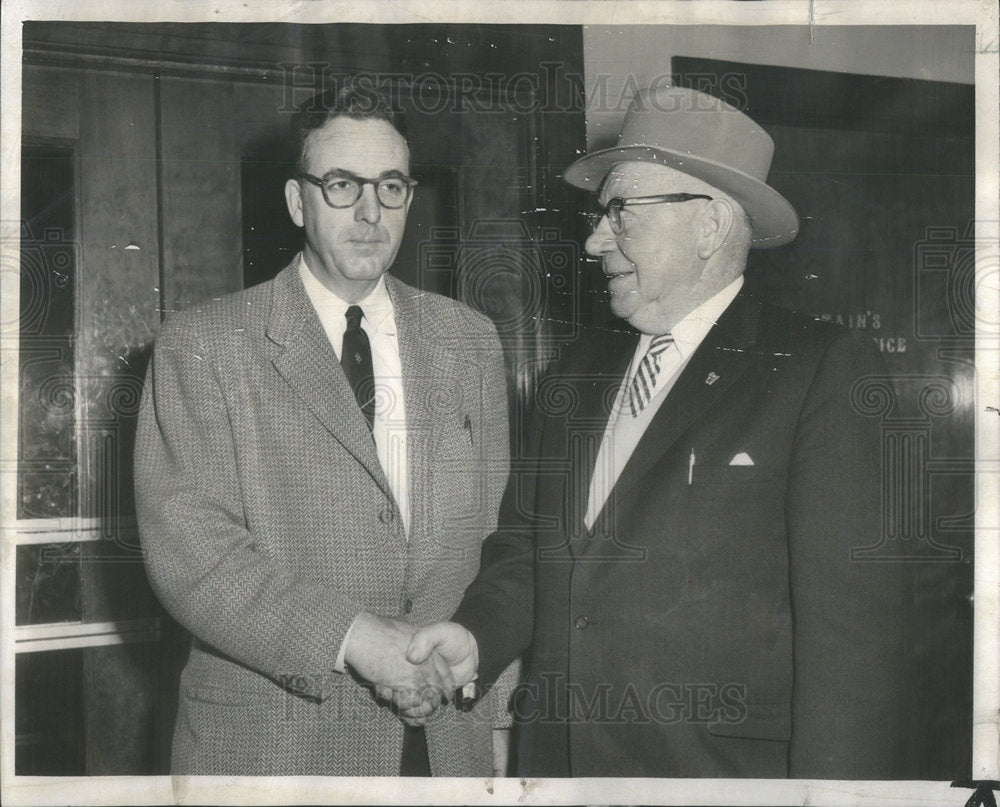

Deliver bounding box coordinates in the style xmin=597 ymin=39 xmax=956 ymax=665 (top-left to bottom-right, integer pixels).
xmin=1 ymin=1 xmax=997 ymax=805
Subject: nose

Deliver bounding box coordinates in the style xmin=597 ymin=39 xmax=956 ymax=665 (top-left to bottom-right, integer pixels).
xmin=585 ymin=215 xmax=616 ymax=257
xmin=355 ymin=183 xmax=382 ymax=224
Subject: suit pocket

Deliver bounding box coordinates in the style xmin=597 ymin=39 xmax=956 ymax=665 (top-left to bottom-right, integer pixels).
xmin=691 ymin=464 xmax=772 ymax=487
xmin=706 ymin=701 xmax=791 ymax=742
xmin=429 ymin=414 xmax=484 ymax=529
xmin=182 ymin=682 xmax=251 ymax=708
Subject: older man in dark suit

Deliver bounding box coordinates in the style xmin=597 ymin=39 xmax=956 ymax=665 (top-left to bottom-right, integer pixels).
xmin=135 ymin=83 xmax=508 ymax=776
xmin=408 ymin=86 xmax=912 ymax=778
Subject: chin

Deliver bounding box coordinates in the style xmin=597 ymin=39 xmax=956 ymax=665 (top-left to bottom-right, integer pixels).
xmin=344 ymin=258 xmax=391 ymax=280
xmin=609 ymin=299 xmax=636 ymax=322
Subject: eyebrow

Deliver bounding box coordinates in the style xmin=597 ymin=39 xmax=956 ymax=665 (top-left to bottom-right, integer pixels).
xmin=598 ymin=188 xmax=623 ymax=207
xmin=598 ymin=179 xmax=625 ymax=205
xmin=318 ymin=168 xmax=410 ymax=181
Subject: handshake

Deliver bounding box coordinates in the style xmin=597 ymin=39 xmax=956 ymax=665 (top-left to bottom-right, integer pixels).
xmin=343 ymin=613 xmax=480 ymax=725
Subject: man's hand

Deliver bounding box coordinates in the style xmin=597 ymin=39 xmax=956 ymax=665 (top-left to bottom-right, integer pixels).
xmin=344 ymin=613 xmax=455 ymax=724
xmin=406 ymin=622 xmax=479 ymax=691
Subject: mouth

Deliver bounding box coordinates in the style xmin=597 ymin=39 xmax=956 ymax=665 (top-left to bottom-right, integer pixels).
xmin=604 ymin=267 xmax=633 ymax=278
xmin=603 ymin=259 xmax=636 ymax=280
xmin=348 ymin=236 xmax=388 ymax=252
xmin=347 ymin=226 xmax=388 ymax=244
xmin=603 ymin=260 xmax=637 ymax=299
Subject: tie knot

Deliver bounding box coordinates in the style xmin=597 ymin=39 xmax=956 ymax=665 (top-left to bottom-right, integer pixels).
xmin=628 ymin=332 xmax=674 ymax=418
xmin=345 ymin=305 xmax=364 ymax=331
xmin=648 ymin=332 xmax=674 ymax=357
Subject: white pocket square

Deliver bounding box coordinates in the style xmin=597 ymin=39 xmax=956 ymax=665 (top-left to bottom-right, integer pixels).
xmin=729 ymin=452 xmax=755 ymax=466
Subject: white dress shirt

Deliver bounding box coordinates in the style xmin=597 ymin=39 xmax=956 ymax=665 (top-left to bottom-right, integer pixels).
xmin=583 ymin=276 xmax=744 ymax=530
xmin=299 ymin=257 xmax=410 ymax=535
xmin=299 ymin=256 xmax=410 ymax=673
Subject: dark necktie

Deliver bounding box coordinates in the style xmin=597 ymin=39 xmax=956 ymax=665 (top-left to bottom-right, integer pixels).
xmin=342 ymin=305 xmax=375 ymax=433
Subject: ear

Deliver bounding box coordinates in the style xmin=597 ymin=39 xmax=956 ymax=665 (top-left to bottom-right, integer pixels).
xmin=284 ymin=178 xmax=305 ymax=228
xmin=697 ymin=198 xmax=735 ymax=260
xmin=402 ymin=166 xmax=415 ymax=218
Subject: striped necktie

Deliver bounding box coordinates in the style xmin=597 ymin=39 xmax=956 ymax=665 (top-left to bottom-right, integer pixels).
xmin=628 ymin=333 xmax=675 ymax=417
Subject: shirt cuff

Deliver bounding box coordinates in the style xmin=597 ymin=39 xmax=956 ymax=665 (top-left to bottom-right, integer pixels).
xmin=334 ymin=614 xmax=360 ymax=674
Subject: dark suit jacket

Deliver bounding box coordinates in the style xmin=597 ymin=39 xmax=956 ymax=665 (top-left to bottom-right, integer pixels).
xmin=135 ymin=259 xmax=509 ymax=775
xmin=454 ymin=289 xmax=913 ymax=778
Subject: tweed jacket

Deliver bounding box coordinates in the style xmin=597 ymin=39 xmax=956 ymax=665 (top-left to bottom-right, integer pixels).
xmin=454 ymin=289 xmax=915 ymax=778
xmin=135 ymin=259 xmax=509 ymax=776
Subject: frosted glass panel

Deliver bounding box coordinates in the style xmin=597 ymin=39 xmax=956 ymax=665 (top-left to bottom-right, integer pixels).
xmin=18 ymin=143 xmax=77 ymax=519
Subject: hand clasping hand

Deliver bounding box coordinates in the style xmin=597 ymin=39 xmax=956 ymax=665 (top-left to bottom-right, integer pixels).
xmin=344 ymin=613 xmax=456 ymax=726
xmin=400 ymin=622 xmax=480 ymax=720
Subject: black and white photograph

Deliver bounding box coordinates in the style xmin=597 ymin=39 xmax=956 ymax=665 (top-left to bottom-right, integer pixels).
xmin=1 ymin=1 xmax=997 ymax=805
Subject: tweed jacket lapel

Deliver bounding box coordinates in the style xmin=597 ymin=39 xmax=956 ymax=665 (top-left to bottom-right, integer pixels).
xmin=386 ymin=275 xmax=455 ymax=543
xmin=585 ymin=290 xmax=763 ymax=548
xmin=386 ymin=274 xmax=464 ymax=596
xmin=266 ymin=258 xmax=392 ymax=499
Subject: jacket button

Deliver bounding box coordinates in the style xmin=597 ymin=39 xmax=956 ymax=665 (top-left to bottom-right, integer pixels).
xmin=574 ymin=616 xmax=589 ymax=630
xmin=379 ymin=507 xmax=394 ymax=524
xmin=404 ymin=598 xmax=413 ymax=614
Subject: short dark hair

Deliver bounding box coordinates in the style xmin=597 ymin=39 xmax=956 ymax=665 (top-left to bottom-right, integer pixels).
xmin=289 ymin=79 xmax=407 ymax=174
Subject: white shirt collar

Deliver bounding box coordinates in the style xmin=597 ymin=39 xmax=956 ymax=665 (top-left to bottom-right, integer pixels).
xmin=656 ymin=275 xmax=744 ymax=361
xmin=298 ymin=252 xmax=396 ymax=336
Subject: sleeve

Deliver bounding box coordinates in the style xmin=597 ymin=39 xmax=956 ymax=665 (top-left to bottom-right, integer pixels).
xmin=479 ymin=322 xmax=513 ymax=543
xmin=451 ymin=357 xmax=551 ymax=693
xmin=134 ymin=320 xmax=363 ymax=700
xmin=466 ymin=319 xmax=527 ymax=725
xmin=451 ymin=506 xmax=534 ymax=694
xmin=786 ymin=329 xmax=916 ymax=777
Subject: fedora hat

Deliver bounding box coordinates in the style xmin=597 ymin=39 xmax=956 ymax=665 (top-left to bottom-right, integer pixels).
xmin=563 ymin=86 xmax=799 ymax=248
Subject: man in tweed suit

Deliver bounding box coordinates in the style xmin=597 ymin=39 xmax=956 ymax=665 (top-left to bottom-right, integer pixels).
xmin=135 ymin=84 xmax=508 ymax=776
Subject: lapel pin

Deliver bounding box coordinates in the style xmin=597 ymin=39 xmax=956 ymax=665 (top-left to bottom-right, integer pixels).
xmin=705 ymin=372 xmax=720 ymax=386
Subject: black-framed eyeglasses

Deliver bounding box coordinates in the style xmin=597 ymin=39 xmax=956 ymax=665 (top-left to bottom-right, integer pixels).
xmin=598 ymin=193 xmax=714 ymax=234
xmin=298 ymin=169 xmax=417 ymax=209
